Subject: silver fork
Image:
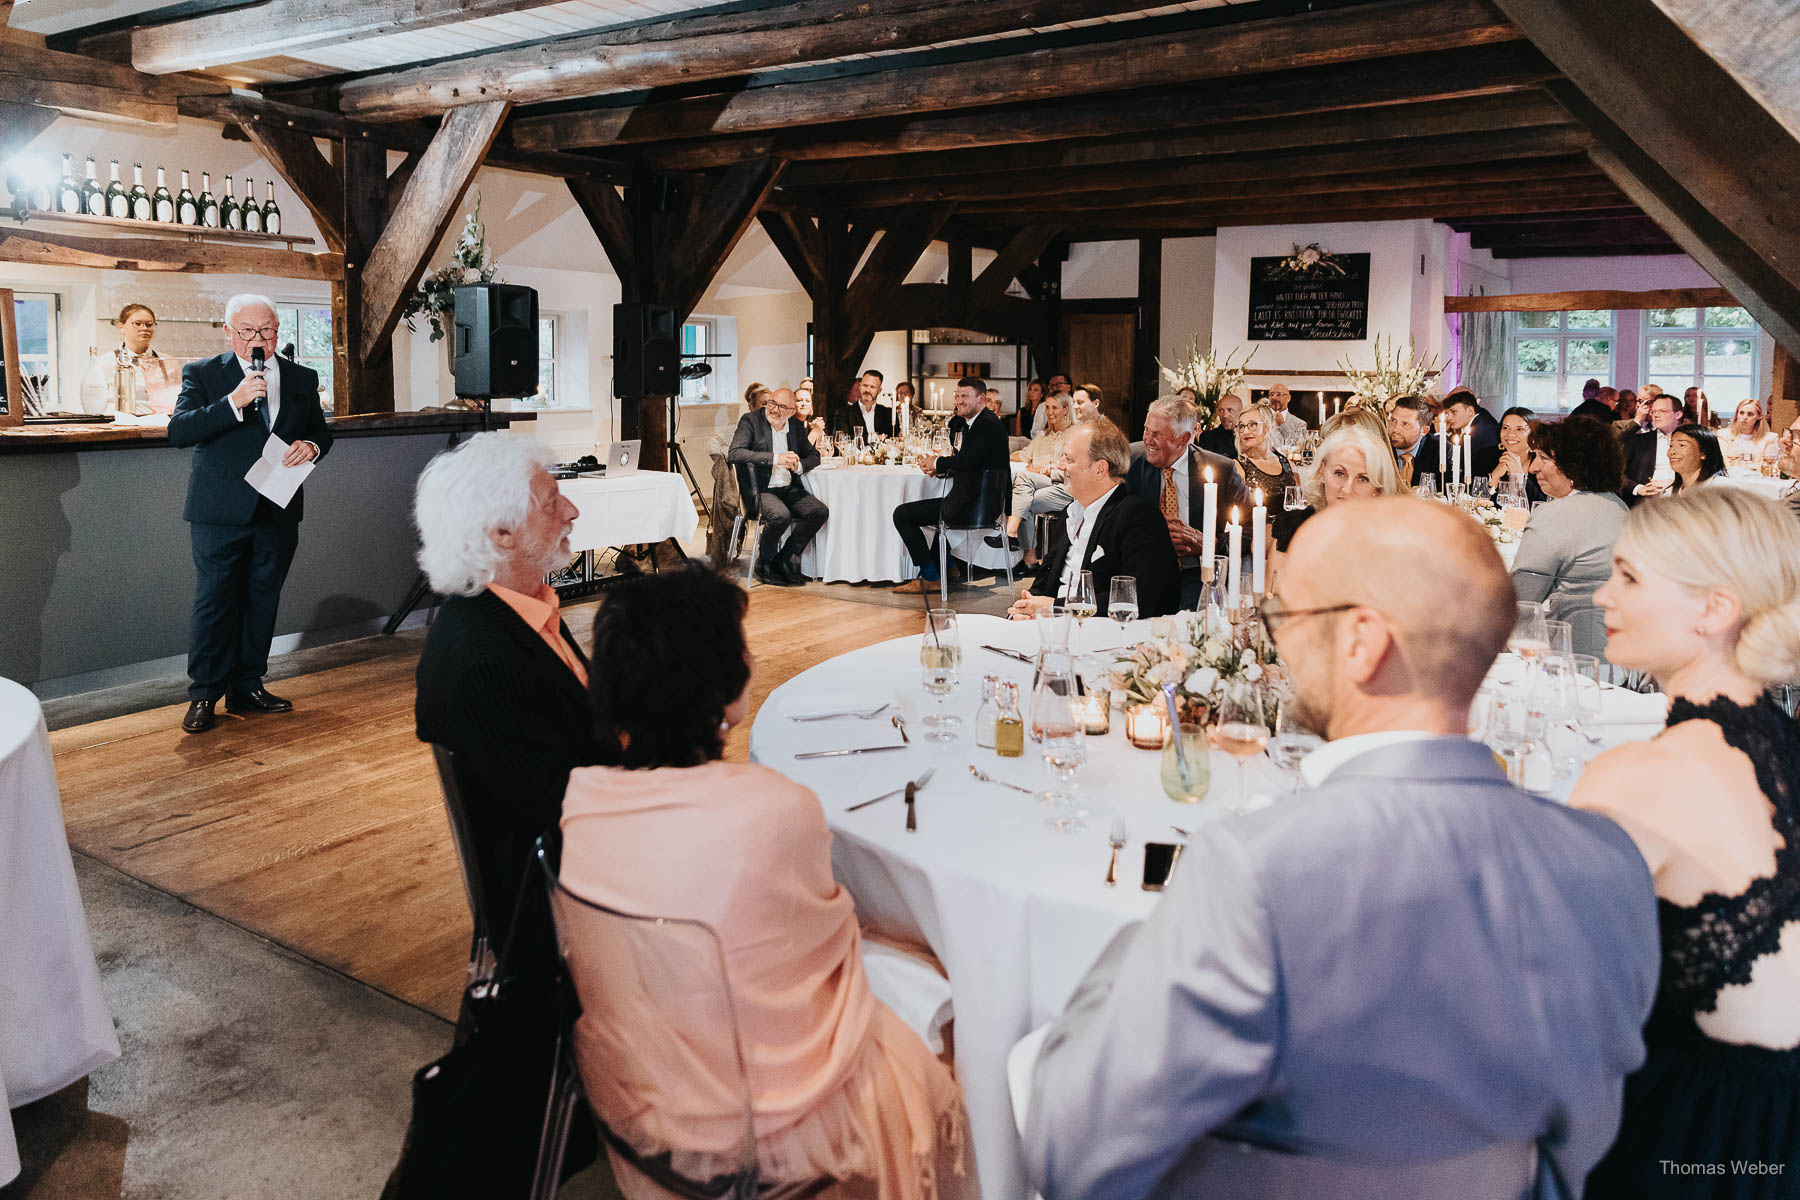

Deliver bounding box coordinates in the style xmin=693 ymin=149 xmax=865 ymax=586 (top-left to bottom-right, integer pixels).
xmin=845 ymin=766 xmax=935 ymax=812
xmin=791 ymin=703 xmax=893 ymax=723
xmin=968 ymin=764 xmax=1035 ymax=794
xmin=1105 ymin=817 xmax=1127 ymax=886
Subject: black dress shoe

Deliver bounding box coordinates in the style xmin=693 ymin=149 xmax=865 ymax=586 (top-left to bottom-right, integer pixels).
xmin=182 ymin=699 xmax=217 ymax=734
xmin=226 ymin=687 xmax=293 ymax=714
xmin=777 ymin=559 xmax=809 ymax=585
xmin=983 ymin=532 xmax=1022 ymax=551
xmin=754 ymin=562 xmax=799 ymax=587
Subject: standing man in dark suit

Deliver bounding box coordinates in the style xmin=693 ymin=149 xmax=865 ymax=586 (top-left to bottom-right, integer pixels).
xmin=1444 ymin=390 xmax=1502 ymax=478
xmin=893 ymin=376 xmax=1009 ymax=593
xmin=167 ymin=294 xmax=331 ymax=734
xmin=1011 ymin=419 xmax=1180 ymax=618
xmin=1128 ymin=394 xmax=1250 ymax=610
xmin=727 ymin=386 xmax=827 ymax=586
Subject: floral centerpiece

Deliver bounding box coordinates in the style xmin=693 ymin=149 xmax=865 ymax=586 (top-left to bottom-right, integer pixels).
xmin=1469 ymin=499 xmax=1526 ymax=547
xmin=1336 ymin=333 xmax=1442 ymax=410
xmin=1157 ymin=336 xmax=1257 ymax=428
xmin=1270 ymin=242 xmax=1348 ymax=278
xmin=1111 ymin=611 xmax=1284 ymax=726
xmin=401 ymin=197 xmax=499 ymax=344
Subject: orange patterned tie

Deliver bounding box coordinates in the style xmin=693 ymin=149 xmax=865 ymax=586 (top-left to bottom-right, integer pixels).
xmin=1160 ymin=467 xmax=1180 ymax=521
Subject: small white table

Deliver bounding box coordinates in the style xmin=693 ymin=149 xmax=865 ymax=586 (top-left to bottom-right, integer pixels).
xmin=557 ymin=471 xmax=699 ymax=553
xmin=0 ymin=678 xmax=120 ymax=1185
xmin=798 ymin=462 xmax=1018 ymax=584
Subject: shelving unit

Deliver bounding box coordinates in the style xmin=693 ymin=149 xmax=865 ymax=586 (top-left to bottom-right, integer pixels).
xmin=907 ymin=328 xmax=1034 ymax=417
xmin=3 ymin=208 xmax=315 ymax=252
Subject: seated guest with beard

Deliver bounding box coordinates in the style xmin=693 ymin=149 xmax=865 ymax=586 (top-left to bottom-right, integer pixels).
xmin=1196 ymin=392 xmax=1242 ymax=460
xmin=1385 ymin=396 xmax=1434 ymax=490
xmin=1444 ymin=390 xmax=1503 ymax=478
xmin=1026 ymin=496 xmax=1659 ymax=1200
xmin=1512 ymin=416 xmax=1629 ymax=657
xmin=1574 ymin=488 xmax=1800 ymax=1199
xmin=728 ymin=386 xmax=826 ymax=587
xmin=1009 ymin=419 xmax=1180 ymax=619
xmin=413 ymin=433 xmax=598 ymax=962
xmin=893 ymin=377 xmax=1010 ymax=593
xmin=1127 ymin=394 xmax=1250 ymax=610
xmin=835 ymin=369 xmax=893 ymax=440
xmin=561 ymin=569 xmax=974 ymax=1200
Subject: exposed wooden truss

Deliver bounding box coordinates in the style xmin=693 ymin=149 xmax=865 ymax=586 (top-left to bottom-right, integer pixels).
xmin=1445 ymin=287 xmax=1738 ymax=313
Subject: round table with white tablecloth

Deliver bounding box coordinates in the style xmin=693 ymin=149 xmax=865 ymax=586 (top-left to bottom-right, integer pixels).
xmin=0 ymin=678 xmax=120 ymax=1186
xmin=798 ymin=461 xmax=1019 ymax=584
xmin=556 ymin=470 xmax=699 ymax=553
xmin=748 ymin=613 xmax=1670 ymax=1200
xmin=1716 ymin=471 xmax=1796 ymax=502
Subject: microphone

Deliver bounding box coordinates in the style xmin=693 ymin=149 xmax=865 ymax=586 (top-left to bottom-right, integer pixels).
xmin=250 ymin=347 xmax=266 ymax=421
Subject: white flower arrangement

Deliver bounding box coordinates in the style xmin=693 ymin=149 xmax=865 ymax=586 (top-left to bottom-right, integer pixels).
xmin=1336 ymin=333 xmax=1442 ymax=410
xmin=1111 ymin=611 xmax=1283 ymax=724
xmin=1158 ymin=336 xmax=1257 ymax=428
xmin=401 ymin=196 xmax=500 ymax=343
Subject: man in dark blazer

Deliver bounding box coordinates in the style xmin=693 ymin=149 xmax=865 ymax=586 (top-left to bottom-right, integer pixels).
xmin=728 ymin=386 xmax=827 ymax=586
xmin=1015 ymin=418 xmax=1180 ymax=618
xmin=833 ymin=369 xmax=895 ymax=440
xmin=1128 ymin=394 xmax=1251 ymax=610
xmin=1195 ymin=392 xmax=1242 ymax=460
xmin=1444 ymin=391 xmax=1502 ymax=479
xmin=1621 ymin=392 xmax=1686 ymax=505
xmin=167 ymin=295 xmax=331 ymax=734
xmin=893 ymin=376 xmax=1010 ymax=593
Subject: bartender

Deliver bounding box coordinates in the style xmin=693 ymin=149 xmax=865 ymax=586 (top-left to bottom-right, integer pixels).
xmin=115 ymin=303 xmax=160 ymax=365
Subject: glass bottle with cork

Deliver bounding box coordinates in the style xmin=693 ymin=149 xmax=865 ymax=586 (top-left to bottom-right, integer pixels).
xmin=995 ymin=682 xmax=1025 ymax=758
xmin=974 ymin=675 xmax=1000 ymax=751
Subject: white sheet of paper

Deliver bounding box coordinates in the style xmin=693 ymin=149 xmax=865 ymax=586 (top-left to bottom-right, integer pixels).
xmin=244 ymin=433 xmax=314 ymax=509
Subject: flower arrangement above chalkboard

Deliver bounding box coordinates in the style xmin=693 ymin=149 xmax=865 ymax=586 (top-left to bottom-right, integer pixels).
xmin=1269 ymin=243 xmax=1348 ymax=279
xmin=1158 ymin=335 xmax=1256 ymax=427
xmin=402 ymin=195 xmax=500 ymax=343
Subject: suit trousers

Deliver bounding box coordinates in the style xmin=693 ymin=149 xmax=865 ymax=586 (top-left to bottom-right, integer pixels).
xmin=187 ymin=509 xmax=300 ymax=700
xmin=756 ymin=483 xmax=828 ymax=564
xmin=893 ymin=496 xmax=947 ymax=571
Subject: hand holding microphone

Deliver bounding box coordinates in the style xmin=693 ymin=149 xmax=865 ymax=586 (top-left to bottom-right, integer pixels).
xmin=230 ymin=346 xmax=269 ymax=411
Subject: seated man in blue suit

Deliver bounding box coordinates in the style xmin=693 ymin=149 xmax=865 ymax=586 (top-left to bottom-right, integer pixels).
xmin=167 ymin=293 xmax=331 ymax=733
xmin=1027 ymin=496 xmax=1659 ymax=1200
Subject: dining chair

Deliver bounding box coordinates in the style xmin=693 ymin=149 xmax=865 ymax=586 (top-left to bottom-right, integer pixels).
xmin=729 ymin=461 xmax=761 ymax=588
xmin=430 ymin=744 xmax=496 ymax=1043
xmin=935 ymin=466 xmax=1014 ymax=606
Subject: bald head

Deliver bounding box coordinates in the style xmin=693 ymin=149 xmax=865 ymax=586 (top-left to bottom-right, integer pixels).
xmin=763 ymin=388 xmax=798 ymax=421
xmin=1279 ymin=497 xmax=1513 ymax=733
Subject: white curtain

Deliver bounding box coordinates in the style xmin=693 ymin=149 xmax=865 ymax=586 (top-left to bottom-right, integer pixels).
xmin=1461 ymin=308 xmax=1512 ymax=404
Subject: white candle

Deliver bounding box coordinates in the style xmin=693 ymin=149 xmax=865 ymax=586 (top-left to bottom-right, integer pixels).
xmin=1451 ymin=434 xmax=1463 ymax=490
xmin=1464 ymin=429 xmax=1473 ymax=482
xmin=1226 ymin=509 xmax=1242 ymax=608
xmin=1437 ymin=414 xmax=1447 ymax=476
xmin=1251 ymin=488 xmax=1266 ymax=595
xmin=1201 ymin=466 xmax=1218 ymax=570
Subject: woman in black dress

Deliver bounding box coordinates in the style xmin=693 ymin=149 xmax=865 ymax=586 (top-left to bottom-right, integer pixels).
xmin=1233 ymin=401 xmax=1298 ymax=500
xmin=1573 ymin=487 xmax=1800 ymax=1199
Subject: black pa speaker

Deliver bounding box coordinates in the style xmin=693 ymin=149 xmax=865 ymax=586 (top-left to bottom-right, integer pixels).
xmin=453 ymin=283 xmax=538 ymax=399
xmin=612 ymin=302 xmax=679 ymax=397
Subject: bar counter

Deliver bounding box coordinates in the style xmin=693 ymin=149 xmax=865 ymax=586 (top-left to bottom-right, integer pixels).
xmin=1 ymin=410 xmax=536 ymax=695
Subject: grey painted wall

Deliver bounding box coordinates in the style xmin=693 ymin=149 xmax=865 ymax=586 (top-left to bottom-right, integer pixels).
xmin=0 ymin=434 xmax=447 ymax=687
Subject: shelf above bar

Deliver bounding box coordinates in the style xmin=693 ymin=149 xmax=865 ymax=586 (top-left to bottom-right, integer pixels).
xmin=3 ymin=208 xmax=316 ymax=250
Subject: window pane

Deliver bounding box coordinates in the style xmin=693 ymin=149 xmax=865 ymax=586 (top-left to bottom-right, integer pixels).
xmin=276 ymin=305 xmax=299 ymax=354
xmin=1649 ymin=307 xmax=1696 ymax=329
xmin=1702 ymin=375 xmax=1753 ymax=404
xmin=1515 ymin=374 xmax=1558 ymax=411
xmin=1704 ymin=306 xmax=1753 ymax=329
xmin=1647 ymin=337 xmax=1697 ymax=377
xmin=1567 ymin=339 xmax=1612 ymax=374
xmin=299 ymin=308 xmax=333 ymax=358
xmin=1566 ymin=310 xmax=1612 ymax=329
xmin=1704 ymin=338 xmax=1752 ymax=376
xmin=1515 ymin=339 xmax=1558 ymax=373
xmin=14 ymin=296 xmax=51 ymax=357
xmin=1648 ymin=375 xmax=1693 ymax=398
xmin=539 ymin=316 xmax=554 ymax=360
xmin=1517 ymin=312 xmax=1558 ymax=330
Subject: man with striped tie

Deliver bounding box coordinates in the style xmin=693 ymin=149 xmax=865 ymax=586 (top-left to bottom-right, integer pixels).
xmin=1126 ymin=394 xmax=1250 ymax=611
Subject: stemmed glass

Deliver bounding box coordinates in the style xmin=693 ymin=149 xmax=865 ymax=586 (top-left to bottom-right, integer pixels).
xmin=1034 ymin=675 xmax=1086 ymax=833
xmin=1212 ymin=680 xmax=1270 ymax=814
xmin=1266 ymin=691 xmax=1323 ymax=795
xmin=1108 ymin=576 xmax=1139 ymax=624
xmin=919 ymin=608 xmax=961 ymax=744
xmin=1067 ymin=570 xmax=1097 ymax=660
xmin=1510 ymin=601 xmax=1550 ymax=689
xmin=1416 ymin=472 xmax=1439 ymax=500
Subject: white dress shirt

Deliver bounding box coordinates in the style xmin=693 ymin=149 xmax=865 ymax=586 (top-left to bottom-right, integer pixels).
xmin=230 ymin=353 xmax=281 ymax=429
xmin=768 ymin=415 xmax=791 ymax=488
xmin=1059 ymin=484 xmax=1118 ymax=600
xmin=1649 ymin=431 xmax=1675 ymax=486
xmin=1300 ymin=730 xmax=1444 ymax=788
xmin=859 ymin=403 xmax=880 ymax=439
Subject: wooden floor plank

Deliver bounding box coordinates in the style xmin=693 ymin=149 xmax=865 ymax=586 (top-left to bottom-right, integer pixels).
xmin=51 ymin=588 xmax=922 ymax=1019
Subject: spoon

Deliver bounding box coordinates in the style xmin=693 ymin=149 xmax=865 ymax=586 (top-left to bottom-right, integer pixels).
xmin=968 ymin=764 xmax=1035 ymax=794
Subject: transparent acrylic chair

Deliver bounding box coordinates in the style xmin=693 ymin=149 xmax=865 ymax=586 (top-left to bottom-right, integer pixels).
xmin=530 ymin=837 xmax=832 ymax=1200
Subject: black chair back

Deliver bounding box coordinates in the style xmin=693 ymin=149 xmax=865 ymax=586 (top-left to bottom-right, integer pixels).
xmin=943 ymin=466 xmax=1012 ymax=530
xmin=432 ymin=745 xmax=490 ymax=948
xmin=733 ymin=459 xmax=760 ymax=514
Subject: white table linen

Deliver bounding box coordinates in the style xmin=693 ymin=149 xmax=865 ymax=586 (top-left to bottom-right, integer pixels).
xmin=557 ymin=471 xmax=699 ymax=553
xmin=799 ymin=463 xmax=1018 ymax=583
xmin=1717 ymin=472 xmax=1793 ymax=501
xmin=749 ymin=613 xmax=1668 ymax=1199
xmin=0 ymin=678 xmax=120 ymax=1185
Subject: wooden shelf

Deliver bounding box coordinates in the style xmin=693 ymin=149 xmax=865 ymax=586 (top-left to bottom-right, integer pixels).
xmin=3 ymin=208 xmax=316 ymax=251
xmin=0 ymin=221 xmax=342 ymax=282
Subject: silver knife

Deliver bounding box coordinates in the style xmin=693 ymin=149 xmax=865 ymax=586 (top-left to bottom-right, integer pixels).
xmin=981 ymin=644 xmax=1033 ymax=663
xmin=793 ymin=744 xmax=908 ymax=760
xmin=904 ymin=781 xmax=918 ymax=832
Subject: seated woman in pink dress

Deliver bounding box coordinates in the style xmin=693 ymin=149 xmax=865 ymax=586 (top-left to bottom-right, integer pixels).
xmin=560 ymin=569 xmax=974 ymax=1200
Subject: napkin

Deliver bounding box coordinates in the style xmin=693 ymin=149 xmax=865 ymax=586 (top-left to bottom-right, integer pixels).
xmin=861 ymin=941 xmax=953 ymax=1055
xmin=777 ymin=690 xmax=900 ymax=720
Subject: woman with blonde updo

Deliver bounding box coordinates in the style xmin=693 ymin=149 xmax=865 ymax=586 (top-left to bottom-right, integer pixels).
xmin=1575 ymin=487 xmax=1800 ymax=1199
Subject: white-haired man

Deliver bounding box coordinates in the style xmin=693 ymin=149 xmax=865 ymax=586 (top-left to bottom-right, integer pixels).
xmin=168 ymin=293 xmax=331 ymax=734
xmin=1127 ymin=394 xmax=1251 ymax=610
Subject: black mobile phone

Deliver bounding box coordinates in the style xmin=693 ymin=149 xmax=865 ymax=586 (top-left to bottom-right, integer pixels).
xmin=1142 ymin=842 xmax=1182 ymax=891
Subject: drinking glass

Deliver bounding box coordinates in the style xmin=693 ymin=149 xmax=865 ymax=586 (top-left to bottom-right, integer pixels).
xmin=1160 ymin=722 xmax=1212 ymax=804
xmin=1034 ymin=682 xmax=1086 ymax=833
xmin=1108 ymin=576 xmax=1139 ymax=624
xmin=1068 ymin=570 xmax=1097 ymax=658
xmin=1416 ymin=472 xmax=1439 ymax=500
xmin=1283 ymin=485 xmax=1304 ymax=512
xmin=1571 ymin=653 xmax=1605 ymax=729
xmin=1029 ymin=648 xmax=1077 ymax=743
xmin=1212 ymin=680 xmax=1270 ymax=814
xmin=1469 ymin=477 xmax=1492 ymax=502
xmin=1544 ymin=619 xmax=1574 ymax=672
xmin=1536 ymin=656 xmax=1586 ymax=781
xmin=919 ymin=608 xmax=961 ymax=743
xmin=1266 ymin=691 xmax=1323 ymax=795
xmin=1509 ymin=601 xmax=1550 ymax=686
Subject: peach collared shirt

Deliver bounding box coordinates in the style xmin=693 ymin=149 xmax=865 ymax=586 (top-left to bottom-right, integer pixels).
xmin=489 ymin=582 xmax=588 ymax=686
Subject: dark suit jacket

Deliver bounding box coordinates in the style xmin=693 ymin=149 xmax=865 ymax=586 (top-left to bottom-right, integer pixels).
xmin=1621 ymin=428 xmax=1665 ymax=506
xmin=931 ymin=407 xmax=1011 ymax=524
xmin=1031 ymin=487 xmax=1180 ymax=617
xmin=1196 ymin=427 xmax=1237 ymax=461
xmin=167 ymin=352 xmax=332 ymax=525
xmin=415 ymin=589 xmax=601 ymax=972
xmin=726 ymin=409 xmax=820 ymax=497
xmin=1126 ymin=443 xmax=1252 ymax=549
xmin=833 ymin=401 xmax=894 ymax=438
xmin=1567 ymin=398 xmax=1615 ymax=424
xmin=1415 ymin=430 xmax=1500 ymax=483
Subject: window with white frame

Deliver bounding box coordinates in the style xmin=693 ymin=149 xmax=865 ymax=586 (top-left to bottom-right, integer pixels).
xmin=10 ymin=292 xmax=58 ymax=413
xmin=273 ymin=302 xmax=334 ymax=405
xmin=679 ymin=318 xmax=715 ymax=404
xmin=1510 ymin=309 xmax=1614 ymax=411
xmin=1642 ymin=305 xmax=1759 ymax=403
xmin=536 ymin=314 xmax=559 ymax=406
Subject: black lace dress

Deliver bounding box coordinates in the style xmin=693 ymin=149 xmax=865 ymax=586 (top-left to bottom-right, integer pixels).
xmin=1586 ymin=695 xmax=1800 ymax=1199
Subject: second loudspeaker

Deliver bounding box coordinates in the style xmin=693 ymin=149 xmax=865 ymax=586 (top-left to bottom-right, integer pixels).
xmin=453 ymin=283 xmax=539 ymax=399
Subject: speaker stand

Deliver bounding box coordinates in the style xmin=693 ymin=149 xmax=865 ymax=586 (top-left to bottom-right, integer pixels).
xmin=666 ymin=393 xmax=704 ymax=510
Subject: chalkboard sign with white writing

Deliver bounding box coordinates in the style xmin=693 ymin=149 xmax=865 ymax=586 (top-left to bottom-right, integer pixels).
xmin=1247 ymin=250 xmax=1370 ymax=341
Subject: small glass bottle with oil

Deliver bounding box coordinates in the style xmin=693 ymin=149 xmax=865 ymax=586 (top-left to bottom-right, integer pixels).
xmin=995 ymin=682 xmax=1025 ymax=758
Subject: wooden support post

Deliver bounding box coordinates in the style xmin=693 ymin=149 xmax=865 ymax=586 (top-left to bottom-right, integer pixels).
xmin=1773 ymin=343 xmax=1800 ymax=433
xmin=335 ymin=139 xmax=394 ymax=415
xmin=1133 ymin=237 xmax=1161 ymax=437
xmin=0 ymin=287 xmax=21 ymax=429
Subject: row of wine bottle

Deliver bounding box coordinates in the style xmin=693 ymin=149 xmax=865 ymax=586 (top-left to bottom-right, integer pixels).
xmin=50 ymin=155 xmax=281 ymax=235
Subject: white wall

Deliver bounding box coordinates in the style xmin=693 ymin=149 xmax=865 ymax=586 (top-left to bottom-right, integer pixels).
xmin=1062 ymin=240 xmax=1138 ymax=299
xmin=1160 ymin=236 xmax=1217 ymax=371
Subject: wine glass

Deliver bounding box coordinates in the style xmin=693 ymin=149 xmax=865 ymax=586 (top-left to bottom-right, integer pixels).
xmin=1283 ymin=485 xmax=1304 ymax=512
xmin=1509 ymin=601 xmax=1550 ymax=687
xmin=1108 ymin=575 xmax=1139 ymax=630
xmin=1034 ymin=680 xmax=1086 ymax=833
xmin=1416 ymin=472 xmax=1439 ymax=500
xmin=1266 ymin=691 xmax=1323 ymax=795
xmin=1544 ymin=619 xmax=1574 ymax=672
xmin=919 ymin=608 xmax=961 ymax=743
xmin=1212 ymin=680 xmax=1270 ymax=814
xmin=1067 ymin=570 xmax=1097 ymax=660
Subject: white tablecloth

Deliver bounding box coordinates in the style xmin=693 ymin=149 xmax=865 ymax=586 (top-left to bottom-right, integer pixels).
xmin=798 ymin=462 xmax=1018 ymax=584
xmin=557 ymin=471 xmax=699 ymax=553
xmin=0 ymin=679 xmax=120 ymax=1185
xmin=748 ymin=613 xmax=1668 ymax=1199
xmin=1718 ymin=472 xmax=1794 ymax=501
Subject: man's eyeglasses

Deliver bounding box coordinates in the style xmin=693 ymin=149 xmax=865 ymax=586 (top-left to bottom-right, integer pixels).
xmin=1258 ymin=597 xmax=1360 ymax=642
xmin=232 ymin=325 xmax=278 ymax=340
xmin=1781 ymin=427 xmax=1800 ymax=446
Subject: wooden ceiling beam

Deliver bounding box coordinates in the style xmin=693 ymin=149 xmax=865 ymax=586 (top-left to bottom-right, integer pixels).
xmin=336 ymin=0 xmax=1161 ymax=123
xmin=661 ymin=158 xmax=784 ymax=318
xmin=1445 ymin=287 xmax=1736 ymax=312
xmin=566 ymin=179 xmax=637 ymax=297
xmin=1489 ymin=243 xmax=1685 ymax=258
xmin=1465 ymin=217 xmax=1672 ymax=250
xmin=957 ymin=192 xmax=1637 ymax=235
xmin=234 ymin=121 xmax=346 ymax=251
xmin=130 ymin=0 xmax=570 ymax=75
xmin=1443 ymin=206 xmax=1644 ymax=229
xmin=968 ymin=224 xmax=1064 ymax=312
xmin=840 ymin=202 xmax=956 ymax=363
xmin=756 ymin=210 xmax=826 ymax=299
xmin=0 ymin=224 xmax=343 ymax=280
xmin=0 ymin=30 xmax=180 ymax=127
xmin=511 ymin=0 xmax=1523 ymax=150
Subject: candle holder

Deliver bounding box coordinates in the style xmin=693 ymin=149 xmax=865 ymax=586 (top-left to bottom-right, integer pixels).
xmin=1078 ymin=688 xmax=1112 ymax=736
xmin=1125 ymin=703 xmax=1168 ymax=750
